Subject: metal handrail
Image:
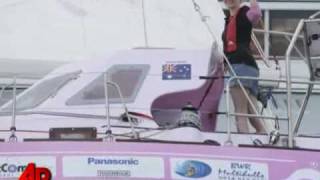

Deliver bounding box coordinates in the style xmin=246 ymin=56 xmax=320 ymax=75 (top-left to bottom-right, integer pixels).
xmin=224 ymin=75 xmax=320 ymax=145
xmin=285 ymin=19 xmax=305 ymax=148
xmin=229 ymin=113 xmax=288 ymax=121
xmin=9 ymin=77 xmax=17 ymax=142
xmin=284 ymin=35 xmax=306 ymax=60
xmin=0 ymin=76 xmax=20 ymax=142
xmin=107 ymin=81 xmax=138 ymax=138
xmin=293 ymin=84 xmax=313 ymax=136
xmin=225 ymin=76 xmax=277 ymax=144
xmin=309 ymin=11 xmax=320 ymax=19
xmin=253 ymin=29 xmax=306 ymax=61
xmin=253 ymin=29 xmax=304 ymax=39
xmin=292 ymin=14 xmax=320 ymax=137
xmin=103 ymin=72 xmax=111 ymax=141
xmin=103 ymin=72 xmax=138 ymax=140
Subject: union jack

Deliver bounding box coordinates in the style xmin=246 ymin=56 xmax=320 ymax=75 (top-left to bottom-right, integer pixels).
xmin=163 ymin=64 xmax=177 ymax=73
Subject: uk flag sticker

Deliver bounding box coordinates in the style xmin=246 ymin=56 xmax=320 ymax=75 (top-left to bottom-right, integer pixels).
xmin=162 ymin=64 xmax=192 ymax=80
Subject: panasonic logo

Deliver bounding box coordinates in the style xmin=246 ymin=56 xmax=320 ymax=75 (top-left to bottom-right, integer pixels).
xmin=88 ymin=157 xmax=139 ymax=165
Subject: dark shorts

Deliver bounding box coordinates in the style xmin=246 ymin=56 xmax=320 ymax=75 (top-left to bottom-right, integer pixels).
xmin=229 ymin=64 xmax=259 ymax=96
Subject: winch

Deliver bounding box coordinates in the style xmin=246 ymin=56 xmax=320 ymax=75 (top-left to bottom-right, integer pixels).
xmin=177 ymin=103 xmax=201 ymax=129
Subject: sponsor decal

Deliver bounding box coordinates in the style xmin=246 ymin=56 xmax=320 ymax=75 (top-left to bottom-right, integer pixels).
xmin=175 ymin=160 xmax=212 ymax=178
xmin=97 ymin=170 xmax=131 ymax=177
xmin=0 ymin=156 xmax=56 ymax=178
xmin=63 ymin=156 xmax=164 ymax=178
xmin=0 ymin=163 xmax=27 ymax=174
xmin=171 ymin=158 xmax=268 ymax=180
xmin=171 ymin=158 xmax=215 ymax=179
xmin=162 ymin=64 xmax=191 ymax=80
xmin=286 ymin=168 xmax=320 ymax=180
xmin=87 ymin=157 xmax=139 ymax=166
xmin=217 ymin=161 xmax=268 ymax=180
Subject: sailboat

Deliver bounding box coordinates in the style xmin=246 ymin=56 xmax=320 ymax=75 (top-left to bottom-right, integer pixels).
xmin=0 ymin=0 xmax=320 ymax=179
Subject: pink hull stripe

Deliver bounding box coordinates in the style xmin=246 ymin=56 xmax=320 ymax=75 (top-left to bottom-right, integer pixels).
xmin=0 ymin=141 xmax=319 ymax=179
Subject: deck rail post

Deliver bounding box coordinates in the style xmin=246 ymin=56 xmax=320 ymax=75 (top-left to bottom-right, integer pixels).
xmin=103 ymin=72 xmax=138 ymax=141
xmin=285 ymin=20 xmax=305 ymax=148
xmin=9 ymin=76 xmax=18 ymax=142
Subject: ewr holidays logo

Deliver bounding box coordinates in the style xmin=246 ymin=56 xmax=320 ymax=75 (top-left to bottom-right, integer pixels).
xmin=19 ymin=163 xmax=52 ymax=180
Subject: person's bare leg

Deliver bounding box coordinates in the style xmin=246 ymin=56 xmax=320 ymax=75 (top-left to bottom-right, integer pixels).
xmin=230 ymin=86 xmax=249 ymax=133
xmin=248 ymin=94 xmax=267 ymax=134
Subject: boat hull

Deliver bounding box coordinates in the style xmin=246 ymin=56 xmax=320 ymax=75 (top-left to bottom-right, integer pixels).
xmin=0 ymin=141 xmax=319 ymax=179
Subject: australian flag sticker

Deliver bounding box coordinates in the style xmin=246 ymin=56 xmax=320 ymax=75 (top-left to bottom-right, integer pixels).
xmin=162 ymin=64 xmax=192 ymax=80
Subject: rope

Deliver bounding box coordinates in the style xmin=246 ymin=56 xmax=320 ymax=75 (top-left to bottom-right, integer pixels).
xmin=191 ymin=0 xmax=215 ymax=40
xmin=80 ymin=0 xmax=87 ymax=49
xmin=141 ymin=0 xmax=149 ymax=47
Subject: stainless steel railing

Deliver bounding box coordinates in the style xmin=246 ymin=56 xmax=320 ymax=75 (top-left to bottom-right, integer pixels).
xmin=310 ymin=11 xmax=320 ymax=19
xmin=253 ymin=29 xmax=306 ymax=61
xmin=224 ymin=75 xmax=320 ymax=146
xmin=103 ymin=72 xmax=138 ymax=141
xmin=289 ymin=11 xmax=320 ymax=139
xmin=9 ymin=76 xmax=18 ymax=142
xmin=0 ymin=77 xmax=19 ymax=142
xmin=285 ymin=19 xmax=306 ymax=148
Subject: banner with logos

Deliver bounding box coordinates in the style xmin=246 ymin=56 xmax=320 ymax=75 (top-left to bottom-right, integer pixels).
xmin=0 ymin=142 xmax=320 ymax=179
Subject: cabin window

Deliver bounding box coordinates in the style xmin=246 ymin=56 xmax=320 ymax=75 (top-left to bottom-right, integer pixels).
xmin=66 ymin=64 xmax=149 ymax=105
xmin=1 ymin=71 xmax=81 ymax=111
xmin=0 ymin=88 xmax=25 ymax=106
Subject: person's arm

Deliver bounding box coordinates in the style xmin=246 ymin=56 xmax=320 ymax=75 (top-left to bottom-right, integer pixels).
xmin=246 ymin=0 xmax=262 ymax=26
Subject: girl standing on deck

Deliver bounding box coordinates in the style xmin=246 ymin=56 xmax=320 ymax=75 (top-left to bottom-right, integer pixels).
xmin=223 ymin=0 xmax=266 ymax=133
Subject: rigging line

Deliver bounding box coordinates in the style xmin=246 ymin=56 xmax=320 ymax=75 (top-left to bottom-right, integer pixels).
xmin=191 ymin=0 xmax=215 ymax=40
xmin=80 ymin=0 xmax=87 ymax=49
xmin=251 ymin=33 xmax=271 ymax=68
xmin=141 ymin=0 xmax=149 ymax=47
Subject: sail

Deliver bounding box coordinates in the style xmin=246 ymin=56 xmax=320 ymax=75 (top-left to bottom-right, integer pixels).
xmin=0 ymin=0 xmax=225 ymax=61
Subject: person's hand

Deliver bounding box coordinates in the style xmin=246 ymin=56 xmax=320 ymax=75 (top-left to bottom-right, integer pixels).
xmin=250 ymin=0 xmax=258 ymax=6
xmin=247 ymin=0 xmax=261 ymax=25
